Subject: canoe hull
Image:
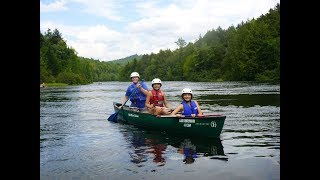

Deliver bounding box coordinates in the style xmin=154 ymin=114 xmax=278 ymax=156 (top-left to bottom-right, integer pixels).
xmin=112 ymin=102 xmax=226 ymax=138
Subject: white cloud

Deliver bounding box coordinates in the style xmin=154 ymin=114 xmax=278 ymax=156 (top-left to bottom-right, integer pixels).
xmin=40 ymin=0 xmax=68 ymax=12
xmin=71 ymin=0 xmax=124 ymax=21
xmin=40 ymin=0 xmax=280 ymax=61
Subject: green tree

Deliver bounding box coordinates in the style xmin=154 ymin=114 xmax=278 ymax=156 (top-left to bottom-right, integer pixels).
xmin=175 ymin=37 xmax=187 ymax=49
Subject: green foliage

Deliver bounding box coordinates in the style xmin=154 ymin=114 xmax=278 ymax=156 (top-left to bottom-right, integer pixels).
xmin=45 ymin=83 xmax=69 ymax=86
xmin=255 ymin=69 xmax=279 ymax=82
xmin=175 ymin=37 xmax=187 ymax=49
xmin=41 ymin=28 xmax=121 ymax=84
xmin=40 ymin=3 xmax=280 ymax=84
xmin=108 ymin=54 xmax=142 ymax=65
xmin=56 ymin=72 xmax=84 ymax=85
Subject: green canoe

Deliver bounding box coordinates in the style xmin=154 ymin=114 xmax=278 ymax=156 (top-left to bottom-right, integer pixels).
xmin=112 ymin=102 xmax=226 ymax=138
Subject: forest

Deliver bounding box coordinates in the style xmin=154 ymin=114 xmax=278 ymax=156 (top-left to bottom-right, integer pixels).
xmin=40 ymin=3 xmax=279 ymax=84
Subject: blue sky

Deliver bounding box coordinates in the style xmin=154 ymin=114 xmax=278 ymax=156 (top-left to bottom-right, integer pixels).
xmin=40 ymin=0 xmax=280 ymax=62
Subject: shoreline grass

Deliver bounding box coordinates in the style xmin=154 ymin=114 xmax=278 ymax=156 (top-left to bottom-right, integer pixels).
xmin=44 ymin=83 xmax=69 ymax=87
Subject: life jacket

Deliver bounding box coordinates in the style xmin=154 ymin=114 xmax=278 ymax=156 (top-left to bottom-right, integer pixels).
xmin=150 ymin=89 xmax=164 ymax=107
xmin=181 ymin=100 xmax=198 ymax=116
xmin=183 ymin=147 xmax=197 ymax=158
xmin=126 ymin=82 xmax=147 ymax=108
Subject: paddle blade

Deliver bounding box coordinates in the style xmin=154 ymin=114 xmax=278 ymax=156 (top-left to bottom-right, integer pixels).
xmin=107 ymin=112 xmax=118 ymax=122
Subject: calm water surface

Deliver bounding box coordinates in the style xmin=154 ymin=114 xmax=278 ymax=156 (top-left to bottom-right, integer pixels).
xmin=40 ymin=81 xmax=280 ymax=180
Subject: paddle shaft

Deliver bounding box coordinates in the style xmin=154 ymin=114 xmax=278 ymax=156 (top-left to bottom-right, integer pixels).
xmin=108 ymin=88 xmax=139 ymax=122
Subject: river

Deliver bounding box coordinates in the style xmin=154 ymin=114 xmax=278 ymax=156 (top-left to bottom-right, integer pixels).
xmin=40 ymin=81 xmax=280 ymax=180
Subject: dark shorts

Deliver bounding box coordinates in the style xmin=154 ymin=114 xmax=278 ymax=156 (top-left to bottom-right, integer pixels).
xmin=130 ymin=101 xmax=146 ymax=109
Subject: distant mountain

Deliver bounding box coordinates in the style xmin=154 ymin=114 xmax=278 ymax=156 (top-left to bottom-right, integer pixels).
xmin=109 ymin=54 xmax=142 ymax=65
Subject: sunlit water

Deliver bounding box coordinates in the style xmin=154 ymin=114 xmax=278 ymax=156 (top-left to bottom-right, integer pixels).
xmin=40 ymin=81 xmax=280 ymax=180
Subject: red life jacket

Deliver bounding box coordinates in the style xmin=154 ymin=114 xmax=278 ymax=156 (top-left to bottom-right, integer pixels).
xmin=150 ymin=89 xmax=164 ymax=107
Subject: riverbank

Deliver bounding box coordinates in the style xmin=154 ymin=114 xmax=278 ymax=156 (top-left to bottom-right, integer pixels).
xmin=41 ymin=83 xmax=69 ymax=87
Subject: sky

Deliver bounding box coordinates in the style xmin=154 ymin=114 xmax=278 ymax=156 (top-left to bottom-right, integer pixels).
xmin=40 ymin=0 xmax=280 ymax=62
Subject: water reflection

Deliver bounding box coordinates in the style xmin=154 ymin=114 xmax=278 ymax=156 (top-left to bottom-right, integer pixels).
xmin=123 ymin=130 xmax=148 ymax=166
xmin=177 ymin=139 xmax=197 ymax=164
xmin=120 ymin=126 xmax=226 ymax=166
xmin=145 ymin=139 xmax=167 ymax=166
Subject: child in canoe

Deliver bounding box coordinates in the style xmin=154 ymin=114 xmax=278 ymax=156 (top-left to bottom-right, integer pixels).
xmin=145 ymin=78 xmax=172 ymax=115
xmin=171 ymin=88 xmax=203 ymax=117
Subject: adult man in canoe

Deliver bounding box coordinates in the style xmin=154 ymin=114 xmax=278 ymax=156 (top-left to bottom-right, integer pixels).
xmin=120 ymin=72 xmax=149 ymax=109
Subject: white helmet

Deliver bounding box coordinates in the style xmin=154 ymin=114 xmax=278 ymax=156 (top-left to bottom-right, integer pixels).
xmin=152 ymin=78 xmax=162 ymax=86
xmin=181 ymin=88 xmax=192 ymax=95
xmin=130 ymin=72 xmax=140 ymax=78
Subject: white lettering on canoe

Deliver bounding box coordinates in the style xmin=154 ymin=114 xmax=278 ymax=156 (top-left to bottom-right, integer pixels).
xmin=195 ymin=123 xmax=210 ymax=126
xmin=128 ymin=113 xmax=139 ymax=118
xmin=184 ymin=124 xmax=191 ymax=127
xmin=179 ymin=119 xmax=195 ymax=123
xmin=211 ymin=121 xmax=217 ymax=127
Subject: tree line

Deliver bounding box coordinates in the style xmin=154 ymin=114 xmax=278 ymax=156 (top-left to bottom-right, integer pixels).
xmin=40 ymin=3 xmax=279 ymax=84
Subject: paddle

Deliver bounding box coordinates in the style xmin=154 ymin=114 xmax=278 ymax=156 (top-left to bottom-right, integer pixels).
xmin=107 ymin=80 xmax=144 ymax=122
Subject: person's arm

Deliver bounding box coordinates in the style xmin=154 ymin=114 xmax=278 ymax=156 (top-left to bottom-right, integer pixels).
xmin=121 ymin=96 xmax=128 ymax=107
xmin=171 ymin=104 xmax=183 ymax=116
xmin=194 ymin=100 xmax=203 ymax=115
xmin=121 ymin=85 xmax=132 ymax=106
xmin=162 ymin=92 xmax=171 ymax=109
xmin=137 ymin=82 xmax=149 ymax=96
xmin=145 ymin=91 xmax=154 ymax=109
xmin=117 ymin=96 xmax=128 ymax=109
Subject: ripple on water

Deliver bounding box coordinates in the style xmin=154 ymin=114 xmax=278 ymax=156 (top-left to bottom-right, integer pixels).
xmin=40 ymin=82 xmax=280 ymax=179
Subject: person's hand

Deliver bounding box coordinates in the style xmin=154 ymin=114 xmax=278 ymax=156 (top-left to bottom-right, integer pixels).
xmin=137 ymin=83 xmax=142 ymax=88
xmin=191 ymin=114 xmax=196 ymax=117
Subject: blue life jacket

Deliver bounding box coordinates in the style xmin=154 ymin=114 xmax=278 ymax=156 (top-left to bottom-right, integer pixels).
xmin=125 ymin=82 xmax=148 ymax=108
xmin=181 ymin=100 xmax=198 ymax=116
xmin=183 ymin=147 xmax=197 ymax=158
